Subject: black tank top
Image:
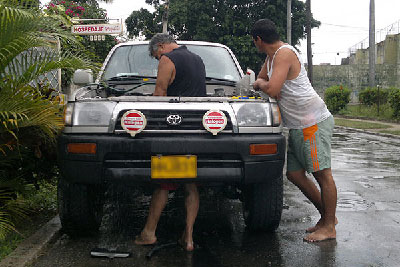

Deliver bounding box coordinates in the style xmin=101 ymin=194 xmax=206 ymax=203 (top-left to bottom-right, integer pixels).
xmin=163 ymin=46 xmax=206 ymax=97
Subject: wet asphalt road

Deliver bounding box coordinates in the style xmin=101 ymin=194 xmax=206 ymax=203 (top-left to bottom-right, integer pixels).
xmin=31 ymin=128 xmax=400 ymax=267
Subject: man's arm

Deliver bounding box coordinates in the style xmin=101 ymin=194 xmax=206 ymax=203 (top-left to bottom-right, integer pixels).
xmin=253 ymin=49 xmax=293 ymax=98
xmin=257 ymin=58 xmax=269 ymax=80
xmin=153 ymin=55 xmax=175 ymax=96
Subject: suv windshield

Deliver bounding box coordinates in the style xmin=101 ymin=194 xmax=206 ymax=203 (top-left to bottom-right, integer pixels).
xmin=102 ymin=44 xmax=242 ymax=82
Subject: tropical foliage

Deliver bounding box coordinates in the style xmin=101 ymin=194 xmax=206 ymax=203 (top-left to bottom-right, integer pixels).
xmin=0 ymin=0 xmax=94 ymax=239
xmin=46 ymin=0 xmax=117 ymax=88
xmin=388 ymin=87 xmax=400 ymax=119
xmin=359 ymin=87 xmax=389 ymax=106
xmin=125 ymin=0 xmax=320 ymax=72
xmin=324 ymin=85 xmax=351 ymax=114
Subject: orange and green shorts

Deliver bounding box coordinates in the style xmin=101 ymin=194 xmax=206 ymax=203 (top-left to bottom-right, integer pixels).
xmin=287 ymin=116 xmax=334 ymax=173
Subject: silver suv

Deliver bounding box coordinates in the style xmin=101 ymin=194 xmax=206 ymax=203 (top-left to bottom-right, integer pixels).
xmin=58 ymin=41 xmax=285 ymax=236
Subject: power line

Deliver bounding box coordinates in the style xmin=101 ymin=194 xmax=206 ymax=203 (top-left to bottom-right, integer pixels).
xmin=311 ymin=51 xmax=349 ymax=55
xmin=321 ymin=22 xmax=368 ymax=30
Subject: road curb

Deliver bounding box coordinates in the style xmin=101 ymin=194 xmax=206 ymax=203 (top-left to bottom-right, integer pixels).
xmin=0 ymin=215 xmax=61 ymax=267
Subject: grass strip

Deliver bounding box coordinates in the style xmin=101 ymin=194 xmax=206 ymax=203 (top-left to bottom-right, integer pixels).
xmin=334 ymin=118 xmax=391 ymax=130
xmin=379 ymin=130 xmax=400 ymax=136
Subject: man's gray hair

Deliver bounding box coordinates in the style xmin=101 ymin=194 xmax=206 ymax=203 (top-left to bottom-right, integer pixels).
xmin=148 ymin=33 xmax=177 ymax=57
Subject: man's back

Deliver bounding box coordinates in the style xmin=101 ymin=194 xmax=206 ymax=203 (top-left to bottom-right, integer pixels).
xmin=163 ymin=46 xmax=206 ymax=97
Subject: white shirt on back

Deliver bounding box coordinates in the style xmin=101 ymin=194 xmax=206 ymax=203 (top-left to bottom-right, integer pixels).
xmin=266 ymin=44 xmax=331 ymax=129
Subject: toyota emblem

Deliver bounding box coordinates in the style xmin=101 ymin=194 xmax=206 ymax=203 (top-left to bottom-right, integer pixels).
xmin=166 ymin=114 xmax=182 ymax=126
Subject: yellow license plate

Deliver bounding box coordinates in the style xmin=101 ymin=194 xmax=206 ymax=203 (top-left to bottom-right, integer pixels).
xmin=151 ymin=155 xmax=197 ymax=179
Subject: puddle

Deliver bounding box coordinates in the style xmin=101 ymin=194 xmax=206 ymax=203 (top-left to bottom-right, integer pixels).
xmin=337 ymin=191 xmax=370 ymax=211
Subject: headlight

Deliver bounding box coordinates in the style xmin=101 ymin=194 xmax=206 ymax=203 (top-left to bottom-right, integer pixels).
xmin=63 ymin=103 xmax=74 ymax=126
xmin=271 ymin=103 xmax=281 ymax=126
xmin=232 ymin=103 xmax=271 ymax=127
xmin=73 ymin=102 xmax=116 ymax=126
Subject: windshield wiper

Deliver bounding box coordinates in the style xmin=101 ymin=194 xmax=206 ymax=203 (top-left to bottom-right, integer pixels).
xmin=107 ymin=74 xmax=156 ymax=81
xmin=205 ymin=76 xmax=236 ymax=85
xmin=107 ymin=81 xmax=156 ymax=96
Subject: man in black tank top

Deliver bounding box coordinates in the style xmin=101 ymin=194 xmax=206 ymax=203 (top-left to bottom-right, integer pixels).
xmin=134 ymin=34 xmax=203 ymax=252
xmin=150 ymin=34 xmax=206 ymax=97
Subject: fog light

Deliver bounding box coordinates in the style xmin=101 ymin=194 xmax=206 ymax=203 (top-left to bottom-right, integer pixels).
xmin=250 ymin=144 xmax=277 ymax=155
xmin=67 ymin=143 xmax=97 ymax=154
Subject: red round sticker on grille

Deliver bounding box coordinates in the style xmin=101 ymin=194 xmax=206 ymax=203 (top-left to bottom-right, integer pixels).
xmin=121 ymin=110 xmax=147 ymax=137
xmin=202 ymin=110 xmax=227 ymax=135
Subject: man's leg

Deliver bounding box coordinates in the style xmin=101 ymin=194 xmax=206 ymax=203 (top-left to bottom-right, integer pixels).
xmin=286 ymin=169 xmax=324 ymax=215
xmin=304 ymin=168 xmax=337 ymax=242
xmin=286 ymin=169 xmax=338 ymax=233
xmin=179 ymin=183 xmax=199 ymax=251
xmin=135 ymin=188 xmax=169 ymax=245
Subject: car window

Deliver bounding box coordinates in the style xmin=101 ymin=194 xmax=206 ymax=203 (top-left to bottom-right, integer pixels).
xmin=186 ymin=45 xmax=241 ymax=81
xmin=102 ymin=44 xmax=241 ymax=82
xmin=103 ymin=45 xmax=158 ymax=80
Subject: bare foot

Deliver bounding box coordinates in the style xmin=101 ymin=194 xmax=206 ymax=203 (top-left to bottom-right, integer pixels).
xmin=178 ymin=231 xmax=195 ymax=252
xmin=303 ymin=226 xmax=336 ymax=242
xmin=134 ymin=233 xmax=157 ymax=245
xmin=178 ymin=238 xmax=195 ymax=252
xmin=306 ymin=217 xmax=338 ymax=233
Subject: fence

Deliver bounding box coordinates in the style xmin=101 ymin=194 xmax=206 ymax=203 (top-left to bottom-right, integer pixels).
xmin=33 ymin=39 xmax=61 ymax=92
xmin=348 ymin=19 xmax=400 ymax=56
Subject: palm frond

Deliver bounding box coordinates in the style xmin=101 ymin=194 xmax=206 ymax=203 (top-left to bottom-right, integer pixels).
xmin=0 ymin=85 xmax=63 ymax=140
xmin=0 ymin=2 xmax=98 ymax=153
xmin=0 ymin=176 xmax=31 ymax=239
xmin=0 ymin=5 xmax=86 ymax=74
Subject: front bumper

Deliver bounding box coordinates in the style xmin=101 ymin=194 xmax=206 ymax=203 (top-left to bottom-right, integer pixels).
xmin=58 ymin=133 xmax=285 ymax=186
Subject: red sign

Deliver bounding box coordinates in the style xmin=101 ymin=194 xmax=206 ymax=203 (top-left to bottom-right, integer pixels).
xmin=202 ymin=110 xmax=227 ymax=135
xmin=121 ymin=110 xmax=147 ymax=137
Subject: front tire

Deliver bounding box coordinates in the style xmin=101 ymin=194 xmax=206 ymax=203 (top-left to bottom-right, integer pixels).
xmin=58 ymin=178 xmax=105 ymax=237
xmin=242 ymin=175 xmax=283 ymax=232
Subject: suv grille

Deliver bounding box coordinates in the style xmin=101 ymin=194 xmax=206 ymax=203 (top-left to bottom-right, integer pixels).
xmin=115 ymin=110 xmax=233 ymax=133
xmin=104 ymin=153 xmax=242 ymax=169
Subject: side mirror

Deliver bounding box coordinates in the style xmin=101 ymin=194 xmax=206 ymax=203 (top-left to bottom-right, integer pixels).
xmin=73 ymin=69 xmax=93 ymax=86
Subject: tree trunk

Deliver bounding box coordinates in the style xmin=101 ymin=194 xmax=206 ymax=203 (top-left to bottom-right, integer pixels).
xmin=306 ymin=0 xmax=313 ymax=84
xmin=162 ymin=0 xmax=169 ymax=33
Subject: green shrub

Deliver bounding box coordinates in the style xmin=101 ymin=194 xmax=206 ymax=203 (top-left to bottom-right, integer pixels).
xmin=324 ymin=85 xmax=351 ymax=114
xmin=359 ymin=87 xmax=389 ymax=106
xmin=388 ymin=88 xmax=400 ymax=119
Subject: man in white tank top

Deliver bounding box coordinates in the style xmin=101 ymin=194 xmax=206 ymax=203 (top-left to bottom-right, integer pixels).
xmin=251 ymin=19 xmax=337 ymax=242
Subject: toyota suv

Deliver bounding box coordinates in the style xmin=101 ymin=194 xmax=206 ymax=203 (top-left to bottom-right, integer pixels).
xmin=58 ymin=41 xmax=285 ymax=235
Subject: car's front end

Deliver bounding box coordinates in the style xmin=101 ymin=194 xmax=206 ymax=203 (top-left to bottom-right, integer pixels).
xmin=59 ymin=97 xmax=285 ymax=186
xmin=58 ymin=41 xmax=286 ymax=235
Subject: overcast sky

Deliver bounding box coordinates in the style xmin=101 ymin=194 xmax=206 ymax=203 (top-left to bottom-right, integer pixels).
xmin=298 ymin=0 xmax=400 ymax=65
xmin=41 ymin=0 xmax=400 ymax=65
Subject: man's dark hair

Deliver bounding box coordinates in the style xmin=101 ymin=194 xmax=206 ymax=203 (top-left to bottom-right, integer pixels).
xmin=251 ymin=19 xmax=280 ymax=44
xmin=148 ymin=33 xmax=177 ymax=57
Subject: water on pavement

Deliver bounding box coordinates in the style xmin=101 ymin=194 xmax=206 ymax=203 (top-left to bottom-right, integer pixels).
xmin=31 ymin=128 xmax=400 ymax=267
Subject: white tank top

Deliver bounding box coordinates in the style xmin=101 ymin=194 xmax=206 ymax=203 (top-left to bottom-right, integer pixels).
xmin=266 ymin=44 xmax=331 ymax=129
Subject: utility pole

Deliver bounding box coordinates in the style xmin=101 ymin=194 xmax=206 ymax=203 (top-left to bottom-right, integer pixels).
xmin=162 ymin=0 xmax=169 ymax=33
xmin=287 ymin=0 xmax=292 ymax=45
xmin=369 ymin=0 xmax=376 ymax=87
xmin=306 ymin=0 xmax=313 ymax=83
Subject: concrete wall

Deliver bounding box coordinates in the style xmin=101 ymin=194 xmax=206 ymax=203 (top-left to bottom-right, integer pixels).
xmin=313 ymin=64 xmax=399 ymax=102
xmin=313 ymin=33 xmax=400 ymax=102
